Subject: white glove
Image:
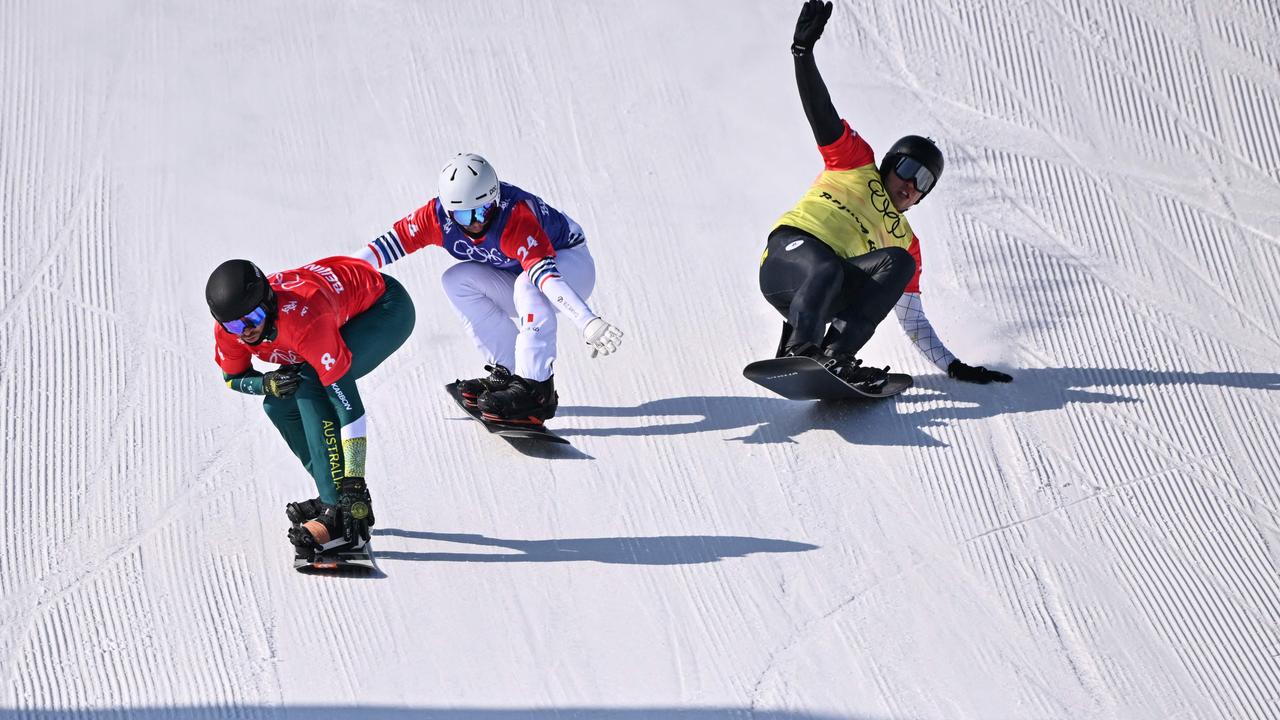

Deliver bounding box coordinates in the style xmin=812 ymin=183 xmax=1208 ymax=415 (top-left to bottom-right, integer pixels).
xmin=583 ymin=317 xmax=624 ymax=358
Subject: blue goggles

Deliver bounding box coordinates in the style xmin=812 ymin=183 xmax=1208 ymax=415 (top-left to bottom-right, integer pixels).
xmin=893 ymin=156 xmax=937 ymax=194
xmin=219 ymin=304 xmax=270 ymax=335
xmin=449 ymin=201 xmax=497 ymax=226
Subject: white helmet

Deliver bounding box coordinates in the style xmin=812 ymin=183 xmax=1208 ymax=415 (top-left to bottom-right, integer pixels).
xmin=438 ymin=153 xmax=500 ymax=211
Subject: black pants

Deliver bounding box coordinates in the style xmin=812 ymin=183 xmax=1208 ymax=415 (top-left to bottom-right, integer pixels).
xmin=759 ymin=226 xmax=916 ymax=356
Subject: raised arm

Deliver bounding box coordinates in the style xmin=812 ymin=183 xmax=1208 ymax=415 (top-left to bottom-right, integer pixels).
xmin=791 ymin=1 xmax=843 ymax=146
xmin=353 ymin=199 xmax=443 ymax=270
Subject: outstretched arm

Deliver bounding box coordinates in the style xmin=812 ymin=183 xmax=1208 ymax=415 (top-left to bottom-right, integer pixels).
xmin=503 ymin=201 xmax=625 ymax=358
xmin=895 ymin=293 xmax=1013 ymax=384
xmin=894 ymin=292 xmax=957 ymax=372
xmin=791 ymin=1 xmax=843 ymax=146
xmin=530 ymin=260 xmax=624 ymax=358
xmin=353 ymin=199 xmax=444 ymax=270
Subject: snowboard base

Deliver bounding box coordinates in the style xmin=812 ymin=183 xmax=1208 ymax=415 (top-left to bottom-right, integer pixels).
xmin=445 ymin=381 xmax=570 ymax=444
xmin=744 ymin=356 xmax=912 ymax=401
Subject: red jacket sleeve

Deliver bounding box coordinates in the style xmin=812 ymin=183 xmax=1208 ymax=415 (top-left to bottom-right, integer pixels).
xmin=904 ymin=235 xmax=923 ymax=294
xmin=820 ymin=120 xmax=876 ymax=171
xmin=392 ymin=199 xmax=445 ymax=254
xmin=499 ymin=200 xmax=556 ymax=271
xmin=214 ymin=326 xmax=253 ymax=375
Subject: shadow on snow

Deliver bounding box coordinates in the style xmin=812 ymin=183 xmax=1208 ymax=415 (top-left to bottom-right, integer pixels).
xmin=370 ymin=528 xmax=818 ymax=565
xmin=553 ymin=367 xmax=1280 ymax=447
xmin=0 ymin=708 xmax=881 ymax=720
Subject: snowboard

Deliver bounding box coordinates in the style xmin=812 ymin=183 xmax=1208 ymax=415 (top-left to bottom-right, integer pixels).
xmin=294 ymin=540 xmax=376 ymax=574
xmin=444 ymin=381 xmax=570 ymax=445
xmin=743 ymin=356 xmax=913 ymax=401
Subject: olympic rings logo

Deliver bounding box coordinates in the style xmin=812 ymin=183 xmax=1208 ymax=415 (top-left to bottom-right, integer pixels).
xmin=867 ymin=178 xmax=908 ymax=240
xmin=452 ymin=239 xmax=514 ymax=267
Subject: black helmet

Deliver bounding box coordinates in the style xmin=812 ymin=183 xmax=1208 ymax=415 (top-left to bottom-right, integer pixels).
xmin=205 ymin=259 xmax=274 ymax=323
xmin=879 ymin=135 xmax=944 ymax=201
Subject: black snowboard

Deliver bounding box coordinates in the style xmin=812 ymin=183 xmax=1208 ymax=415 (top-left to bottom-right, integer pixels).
xmin=743 ymin=356 xmax=913 ymax=400
xmin=445 ymin=381 xmax=569 ymax=444
xmin=294 ymin=540 xmax=377 ymax=574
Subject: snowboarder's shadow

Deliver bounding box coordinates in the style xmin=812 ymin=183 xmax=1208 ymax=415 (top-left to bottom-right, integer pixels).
xmin=370 ymin=528 xmax=818 ymax=565
xmin=555 ymin=367 xmax=1280 ymax=447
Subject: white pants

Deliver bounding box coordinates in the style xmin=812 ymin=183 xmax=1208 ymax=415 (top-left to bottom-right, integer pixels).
xmin=440 ymin=245 xmax=596 ymax=382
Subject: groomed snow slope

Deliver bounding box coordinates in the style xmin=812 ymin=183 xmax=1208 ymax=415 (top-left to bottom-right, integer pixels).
xmin=3 ymin=0 xmax=1279 ymax=718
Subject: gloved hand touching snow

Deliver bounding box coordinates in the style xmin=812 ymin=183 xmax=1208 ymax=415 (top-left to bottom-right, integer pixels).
xmin=948 ymin=360 xmax=1013 ymax=384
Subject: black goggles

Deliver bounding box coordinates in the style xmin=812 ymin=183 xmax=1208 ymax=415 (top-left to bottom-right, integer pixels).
xmin=893 ymin=157 xmax=937 ymax=194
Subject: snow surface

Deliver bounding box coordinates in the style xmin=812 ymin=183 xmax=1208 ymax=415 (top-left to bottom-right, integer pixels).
xmin=4 ymin=0 xmax=1280 ymax=718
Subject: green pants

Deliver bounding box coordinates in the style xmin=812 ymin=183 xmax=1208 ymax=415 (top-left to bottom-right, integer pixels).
xmin=262 ymin=274 xmax=415 ymax=503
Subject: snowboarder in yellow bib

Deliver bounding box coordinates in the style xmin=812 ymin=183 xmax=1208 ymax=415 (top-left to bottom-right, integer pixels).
xmin=760 ymin=0 xmax=1013 ymax=390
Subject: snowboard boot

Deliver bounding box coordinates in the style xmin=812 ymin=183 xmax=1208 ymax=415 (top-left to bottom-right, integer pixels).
xmin=478 ymin=374 xmax=558 ymax=424
xmin=293 ymin=542 xmax=316 ymax=563
xmin=782 ymin=341 xmax=821 ymax=359
xmin=457 ymin=364 xmax=514 ymax=408
xmin=285 ymin=496 xmax=324 ymax=526
xmin=287 ymin=503 xmax=354 ymax=552
xmin=820 ymin=349 xmax=890 ymax=393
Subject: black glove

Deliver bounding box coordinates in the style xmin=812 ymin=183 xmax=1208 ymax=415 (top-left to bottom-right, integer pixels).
xmin=948 ymin=360 xmax=1013 ymax=384
xmin=337 ymin=477 xmax=375 ymax=543
xmin=792 ymin=0 xmax=833 ymax=56
xmin=262 ymin=365 xmax=303 ymax=398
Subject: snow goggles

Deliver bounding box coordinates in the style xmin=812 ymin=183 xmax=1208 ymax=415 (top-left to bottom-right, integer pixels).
xmin=449 ymin=201 xmax=496 ymax=226
xmin=219 ymin=304 xmax=269 ymax=335
xmin=893 ymin=156 xmax=937 ymax=193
